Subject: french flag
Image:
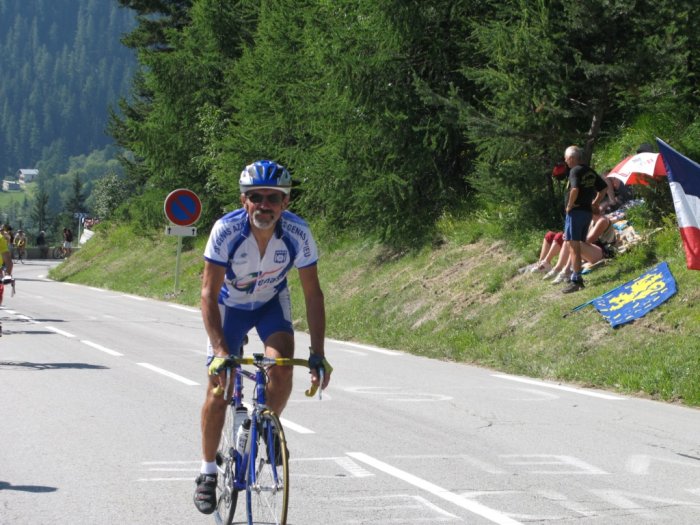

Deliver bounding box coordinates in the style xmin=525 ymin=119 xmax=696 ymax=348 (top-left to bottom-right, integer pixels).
xmin=656 ymin=138 xmax=700 ymax=270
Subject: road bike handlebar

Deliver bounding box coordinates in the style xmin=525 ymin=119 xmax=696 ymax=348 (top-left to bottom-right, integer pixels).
xmin=210 ymin=352 xmax=332 ymax=400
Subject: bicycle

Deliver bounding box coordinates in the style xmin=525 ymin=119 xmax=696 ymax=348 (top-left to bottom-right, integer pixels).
xmin=211 ymin=345 xmax=328 ymax=525
xmin=52 ymin=245 xmax=66 ymax=259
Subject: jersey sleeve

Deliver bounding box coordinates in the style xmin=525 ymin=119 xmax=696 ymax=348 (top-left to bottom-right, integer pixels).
xmin=295 ymin=229 xmax=319 ymax=269
xmin=280 ymin=212 xmax=319 ymax=269
xmin=203 ymin=215 xmax=239 ymax=267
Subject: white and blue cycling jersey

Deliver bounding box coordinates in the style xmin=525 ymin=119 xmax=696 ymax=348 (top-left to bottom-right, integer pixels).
xmin=203 ymin=209 xmax=318 ymax=310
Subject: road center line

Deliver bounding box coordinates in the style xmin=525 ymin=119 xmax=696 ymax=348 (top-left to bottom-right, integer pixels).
xmin=347 ymin=452 xmax=524 ymax=525
xmin=279 ymin=417 xmax=315 ymax=434
xmin=137 ymin=362 xmax=199 ymax=386
xmin=45 ymin=326 xmax=76 ymax=338
xmin=492 ymin=373 xmax=625 ymax=400
xmin=81 ymin=340 xmax=124 ymax=356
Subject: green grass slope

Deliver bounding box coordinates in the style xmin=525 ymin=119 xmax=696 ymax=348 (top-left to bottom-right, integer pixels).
xmin=50 ymin=219 xmax=700 ymax=406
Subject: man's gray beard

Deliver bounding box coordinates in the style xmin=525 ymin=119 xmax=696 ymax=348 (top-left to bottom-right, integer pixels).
xmin=252 ymin=213 xmax=275 ymax=230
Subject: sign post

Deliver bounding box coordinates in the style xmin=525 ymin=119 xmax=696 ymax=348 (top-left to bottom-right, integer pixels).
xmin=164 ymin=189 xmax=202 ymax=293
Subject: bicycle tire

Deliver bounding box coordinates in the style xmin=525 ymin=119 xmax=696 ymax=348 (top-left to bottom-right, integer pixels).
xmin=214 ymin=404 xmax=239 ymax=525
xmin=52 ymin=247 xmax=64 ymax=259
xmin=246 ymin=410 xmax=289 ymax=525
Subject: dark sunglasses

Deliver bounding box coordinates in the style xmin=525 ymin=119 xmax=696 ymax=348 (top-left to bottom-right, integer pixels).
xmin=246 ymin=192 xmax=284 ymax=205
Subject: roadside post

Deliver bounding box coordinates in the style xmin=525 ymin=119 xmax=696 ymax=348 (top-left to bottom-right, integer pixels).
xmin=73 ymin=212 xmax=88 ymax=248
xmin=163 ymin=189 xmax=202 ymax=292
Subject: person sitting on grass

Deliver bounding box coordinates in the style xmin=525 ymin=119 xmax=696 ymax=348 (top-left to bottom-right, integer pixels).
xmin=530 ymin=230 xmax=564 ymax=274
xmin=543 ymin=213 xmax=614 ymax=283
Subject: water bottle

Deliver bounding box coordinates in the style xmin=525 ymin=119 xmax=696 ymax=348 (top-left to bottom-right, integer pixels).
xmin=233 ymin=405 xmax=248 ymax=437
xmin=236 ymin=418 xmax=251 ymax=454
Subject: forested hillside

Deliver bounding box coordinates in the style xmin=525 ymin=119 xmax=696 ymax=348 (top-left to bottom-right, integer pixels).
xmin=0 ymin=0 xmax=135 ymax=176
xmin=109 ymin=0 xmax=700 ymax=248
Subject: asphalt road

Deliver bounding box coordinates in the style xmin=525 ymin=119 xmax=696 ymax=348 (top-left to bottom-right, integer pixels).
xmin=1 ymin=260 xmax=700 ymax=524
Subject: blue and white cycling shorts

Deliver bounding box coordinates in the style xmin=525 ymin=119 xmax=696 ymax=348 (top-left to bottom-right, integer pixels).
xmin=205 ymin=288 xmax=294 ymax=363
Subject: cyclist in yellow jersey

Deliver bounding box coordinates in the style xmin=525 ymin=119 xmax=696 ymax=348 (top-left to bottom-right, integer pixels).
xmin=0 ymin=233 xmax=14 ymax=319
xmin=0 ymin=234 xmax=12 ymax=272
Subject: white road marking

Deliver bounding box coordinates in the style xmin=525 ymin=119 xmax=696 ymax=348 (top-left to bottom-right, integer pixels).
xmin=500 ymin=454 xmax=608 ymax=475
xmin=589 ymin=489 xmax=700 ymax=519
xmin=333 ymin=456 xmax=374 ymax=478
xmin=138 ymin=478 xmax=192 ymax=482
xmin=81 ymin=340 xmax=124 ymax=357
xmin=88 ymin=287 xmax=106 ymax=292
xmin=348 ymin=452 xmax=524 ymax=525
xmin=413 ymin=495 xmax=460 ymax=519
xmin=334 ymin=347 xmax=367 ymax=356
xmin=142 ymin=461 xmax=199 ymax=465
xmin=279 ymin=417 xmax=315 ymax=434
xmin=492 ymin=373 xmax=625 ymax=400
xmin=147 ymin=467 xmax=197 ymax=472
xmin=344 ymin=386 xmax=452 ymax=402
xmin=626 ymin=454 xmax=700 ymax=474
xmin=45 ymin=326 xmax=76 ymax=338
xmin=122 ymin=294 xmax=147 ymax=301
xmin=327 ymin=338 xmax=402 ymax=356
xmin=392 ymin=454 xmax=506 ymax=474
xmin=136 ymin=363 xmax=199 ymax=386
xmin=168 ymin=304 xmax=199 ymax=313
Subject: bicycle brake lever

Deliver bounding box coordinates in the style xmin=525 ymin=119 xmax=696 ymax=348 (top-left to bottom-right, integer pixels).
xmin=304 ymin=368 xmax=324 ymax=400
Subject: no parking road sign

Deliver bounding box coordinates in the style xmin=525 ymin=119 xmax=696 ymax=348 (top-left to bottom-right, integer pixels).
xmin=164 ymin=188 xmax=202 ymax=226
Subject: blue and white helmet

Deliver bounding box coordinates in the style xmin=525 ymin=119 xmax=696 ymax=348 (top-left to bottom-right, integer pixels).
xmin=239 ymin=160 xmax=292 ymax=195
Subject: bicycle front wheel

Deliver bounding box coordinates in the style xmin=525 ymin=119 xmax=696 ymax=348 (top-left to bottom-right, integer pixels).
xmin=246 ymin=410 xmax=289 ymax=525
xmin=215 ymin=405 xmax=239 ymax=525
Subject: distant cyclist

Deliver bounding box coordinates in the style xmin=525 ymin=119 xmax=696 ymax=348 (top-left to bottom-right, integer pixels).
xmin=13 ymin=229 xmax=27 ymax=263
xmin=194 ymin=160 xmax=332 ymax=514
xmin=0 ymin=230 xmax=14 ymax=334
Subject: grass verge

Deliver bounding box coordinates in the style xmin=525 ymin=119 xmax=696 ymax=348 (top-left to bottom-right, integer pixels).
xmin=50 ymin=219 xmax=700 ymax=407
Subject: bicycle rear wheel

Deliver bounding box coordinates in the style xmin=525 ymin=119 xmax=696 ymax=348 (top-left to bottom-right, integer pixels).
xmin=215 ymin=405 xmax=239 ymax=525
xmin=246 ymin=410 xmax=289 ymax=525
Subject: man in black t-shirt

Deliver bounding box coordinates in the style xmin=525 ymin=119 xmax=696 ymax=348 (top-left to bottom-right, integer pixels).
xmin=562 ymin=146 xmax=608 ymax=293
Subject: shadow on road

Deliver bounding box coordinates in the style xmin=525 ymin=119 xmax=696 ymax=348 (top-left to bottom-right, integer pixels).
xmin=0 ymin=361 xmax=108 ymax=371
xmin=0 ymin=480 xmax=57 ymax=493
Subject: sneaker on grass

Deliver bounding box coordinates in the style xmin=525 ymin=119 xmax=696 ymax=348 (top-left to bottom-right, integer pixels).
xmin=529 ymin=261 xmax=552 ymax=273
xmin=552 ymin=270 xmax=572 ymax=284
xmin=562 ymin=279 xmax=585 ymax=294
xmin=542 ymin=269 xmax=557 ymax=280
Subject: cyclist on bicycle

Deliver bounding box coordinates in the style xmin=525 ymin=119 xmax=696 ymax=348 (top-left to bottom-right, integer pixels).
xmin=0 ymin=232 xmax=14 ymax=334
xmin=194 ymin=159 xmax=332 ymax=515
xmin=13 ymin=230 xmax=27 ymax=263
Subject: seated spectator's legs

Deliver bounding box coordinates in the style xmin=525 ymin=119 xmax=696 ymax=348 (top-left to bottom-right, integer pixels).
xmin=539 ymin=231 xmax=558 ymax=261
xmin=553 ymin=242 xmax=571 ymax=273
xmin=580 ymin=242 xmax=603 ymax=265
xmin=586 ymin=215 xmax=611 ymax=244
xmin=543 ymin=232 xmax=564 ymax=265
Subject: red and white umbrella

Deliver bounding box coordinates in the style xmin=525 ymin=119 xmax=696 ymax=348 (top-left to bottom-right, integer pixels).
xmin=607 ymin=152 xmax=667 ymax=185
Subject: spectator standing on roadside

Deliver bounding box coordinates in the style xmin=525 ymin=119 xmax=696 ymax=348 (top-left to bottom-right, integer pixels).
xmin=36 ymin=230 xmax=48 ymax=259
xmin=63 ymin=228 xmax=73 ymax=256
xmin=561 ymin=146 xmax=608 ymax=293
